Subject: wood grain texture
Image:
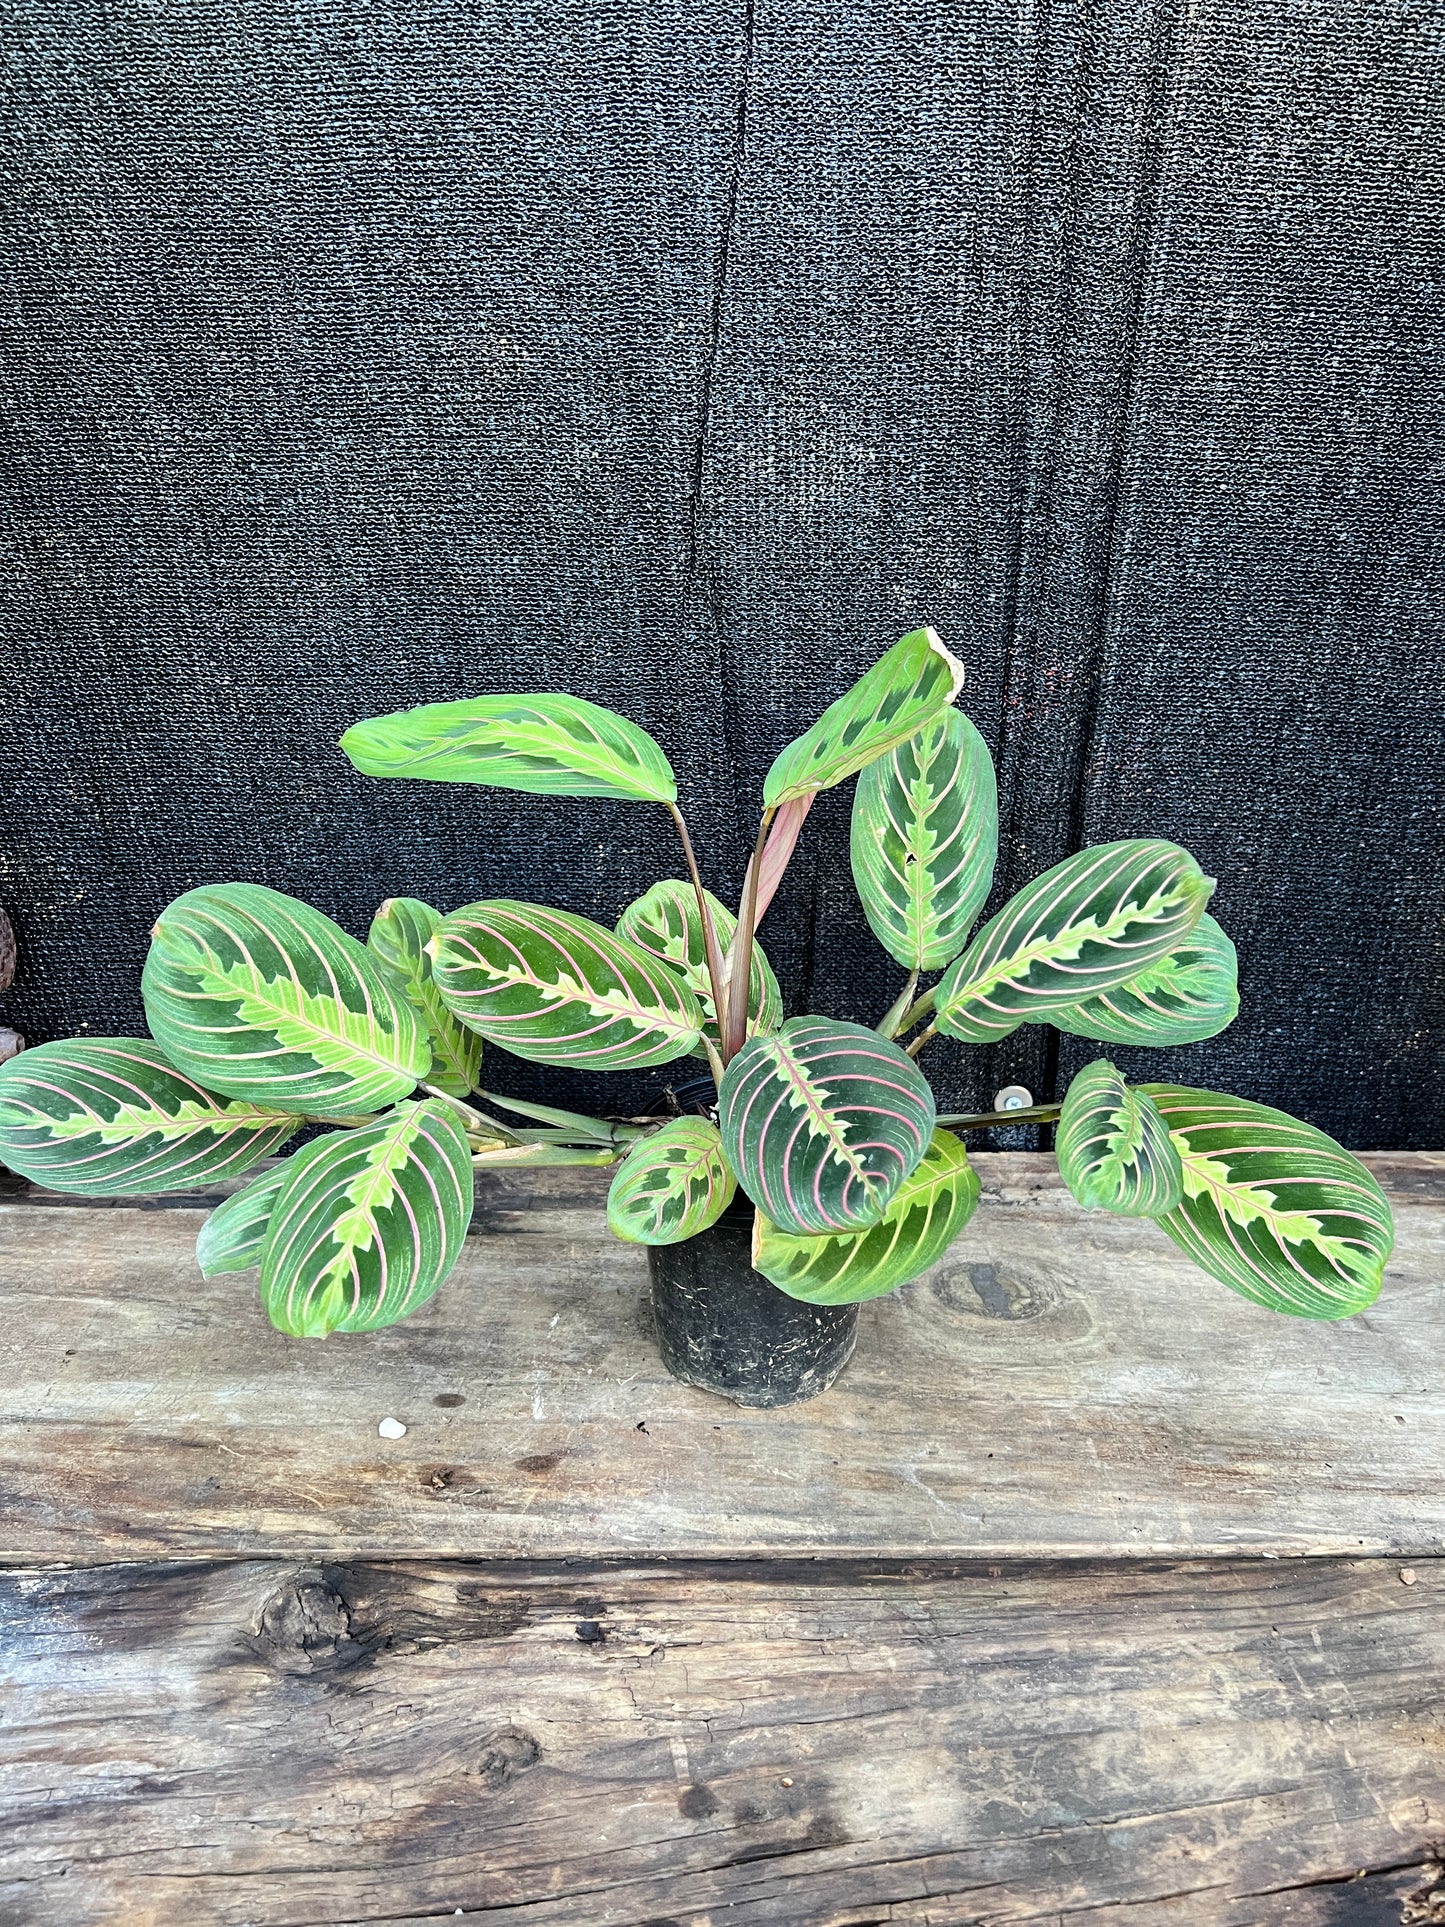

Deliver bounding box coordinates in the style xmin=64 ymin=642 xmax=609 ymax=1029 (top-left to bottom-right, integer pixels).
xmin=2 ymin=1555 xmax=1443 ymax=1926
xmin=1 ymin=1154 xmax=1440 ymax=1565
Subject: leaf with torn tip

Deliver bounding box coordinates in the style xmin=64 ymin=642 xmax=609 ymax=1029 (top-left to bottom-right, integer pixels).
xmin=763 ymin=628 xmax=965 ymax=807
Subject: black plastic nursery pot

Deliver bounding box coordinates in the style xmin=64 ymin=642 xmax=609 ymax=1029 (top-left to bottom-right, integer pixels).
xmin=647 ymin=1196 xmax=859 ymax=1408
xmin=646 ymin=1075 xmax=858 ymax=1408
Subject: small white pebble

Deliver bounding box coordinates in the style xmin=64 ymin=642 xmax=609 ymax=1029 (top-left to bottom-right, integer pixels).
xmin=378 ymin=1417 xmax=407 ymax=1440
xmin=780 ymin=1776 xmax=793 ymax=1787
xmin=1401 ymin=1568 xmax=1418 ymax=1586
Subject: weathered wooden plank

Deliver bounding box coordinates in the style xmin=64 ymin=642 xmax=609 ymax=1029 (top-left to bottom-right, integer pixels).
xmin=1 ymin=1556 xmax=1441 ymax=1926
xmin=1 ymin=1154 xmax=1440 ymax=1563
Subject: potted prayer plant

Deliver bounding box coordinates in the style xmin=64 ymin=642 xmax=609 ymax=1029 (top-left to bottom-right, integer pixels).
xmin=0 ymin=630 xmax=1395 ymax=1406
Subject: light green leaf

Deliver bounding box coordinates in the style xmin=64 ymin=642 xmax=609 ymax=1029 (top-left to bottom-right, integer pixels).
xmin=340 ymin=693 xmax=676 ymax=804
xmin=431 ymin=900 xmax=703 ymax=1070
xmin=935 ymin=840 xmax=1215 ymax=1044
xmin=1056 ymin=1059 xmax=1183 ymax=1216
xmin=763 ymin=628 xmax=965 ymax=808
xmin=368 ymin=897 xmax=483 ymax=1098
xmin=1143 ymin=1085 xmax=1394 ymax=1319
xmin=0 ymin=1038 xmax=298 ymax=1196
xmin=616 ymin=879 xmax=781 ymax=1056
xmin=850 ymin=708 xmax=998 ymax=971
xmin=753 ymin=1128 xmax=980 ymax=1303
xmin=719 ymin=1017 xmax=936 ymax=1237
xmin=260 ymin=1100 xmax=474 ymax=1336
xmin=606 ymin=1116 xmax=737 ymax=1245
xmin=1046 ymin=913 xmax=1240 ymax=1047
xmin=142 ymin=884 xmax=430 ymax=1120
xmin=197 ymin=1168 xmax=286 ymax=1276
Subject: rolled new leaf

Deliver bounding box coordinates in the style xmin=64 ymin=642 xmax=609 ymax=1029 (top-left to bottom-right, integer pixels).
xmin=260 ymin=1099 xmax=474 ymax=1337
xmin=616 ymin=879 xmax=781 ymax=1054
xmin=850 ymin=708 xmax=998 ymax=971
xmin=763 ymin=628 xmax=965 ymax=808
xmin=368 ymin=896 xmax=483 ymax=1098
xmin=0 ymin=1038 xmax=297 ymax=1195
xmin=1046 ymin=913 xmax=1239 ymax=1048
xmin=719 ymin=1016 xmax=935 ymax=1237
xmin=1142 ymin=1086 xmax=1394 ymax=1319
xmin=340 ymin=693 xmax=677 ymax=804
xmin=935 ymin=840 xmax=1214 ymax=1044
xmin=431 ymin=900 xmax=703 ymax=1069
xmin=143 ymin=883 xmax=430 ymax=1120
xmin=606 ymin=1116 xmax=736 ymax=1245
xmin=197 ymin=1168 xmax=286 ymax=1276
xmin=753 ymin=1127 xmax=980 ymax=1303
xmin=1056 ymin=1060 xmax=1183 ymax=1217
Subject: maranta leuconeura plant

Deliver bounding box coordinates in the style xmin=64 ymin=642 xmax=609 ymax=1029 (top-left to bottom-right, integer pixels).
xmin=0 ymin=629 xmax=1394 ymax=1335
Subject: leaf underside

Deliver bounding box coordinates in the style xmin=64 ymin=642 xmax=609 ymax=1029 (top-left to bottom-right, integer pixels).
xmin=0 ymin=1037 xmax=297 ymax=1195
xmin=719 ymin=1016 xmax=936 ymax=1238
xmin=142 ymin=882 xmax=429 ymax=1120
xmin=1144 ymin=1084 xmax=1394 ymax=1319
xmin=1056 ymin=1059 xmax=1183 ymax=1217
xmin=753 ymin=1127 xmax=980 ymax=1303
xmin=606 ymin=1115 xmax=737 ymax=1245
xmin=260 ymin=1099 xmax=474 ymax=1336
xmin=936 ymin=839 xmax=1215 ymax=1044
xmin=432 ymin=899 xmax=703 ymax=1070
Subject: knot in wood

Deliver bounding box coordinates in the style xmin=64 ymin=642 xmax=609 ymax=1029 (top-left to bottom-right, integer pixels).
xmin=248 ymin=1571 xmax=361 ymax=1676
xmin=476 ymin=1726 xmax=541 ymax=1787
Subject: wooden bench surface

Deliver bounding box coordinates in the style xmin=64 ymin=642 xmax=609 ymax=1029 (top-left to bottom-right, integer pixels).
xmin=3 ymin=1153 xmax=1443 ymax=1923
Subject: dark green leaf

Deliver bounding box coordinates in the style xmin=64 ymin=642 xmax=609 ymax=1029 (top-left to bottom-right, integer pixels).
xmin=1055 ymin=1060 xmax=1183 ymax=1216
xmin=196 ymin=1168 xmax=286 ymax=1276
xmin=1143 ymin=1085 xmax=1394 ymax=1319
xmin=1046 ymin=913 xmax=1239 ymax=1047
xmin=850 ymin=708 xmax=998 ymax=971
xmin=606 ymin=1116 xmax=736 ymax=1245
xmin=753 ymin=1128 xmax=979 ymax=1302
xmin=718 ymin=1017 xmax=935 ymax=1237
xmin=142 ymin=883 xmax=429 ymax=1120
xmin=936 ymin=840 xmax=1215 ymax=1044
xmin=260 ymin=1100 xmax=474 ymax=1337
xmin=0 ymin=1038 xmax=297 ymax=1196
xmin=431 ymin=900 xmax=703 ymax=1070
xmin=616 ymin=879 xmax=781 ymax=1055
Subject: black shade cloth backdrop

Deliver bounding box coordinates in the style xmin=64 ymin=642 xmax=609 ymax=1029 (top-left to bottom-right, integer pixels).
xmin=0 ymin=3 xmax=1440 ymax=1147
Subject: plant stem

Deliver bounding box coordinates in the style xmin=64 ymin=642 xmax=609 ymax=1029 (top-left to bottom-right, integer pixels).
xmin=667 ymin=800 xmax=730 ymax=1039
xmin=703 ymin=1037 xmax=726 ymax=1087
xmin=877 ymin=970 xmax=920 ymax=1039
xmin=897 ymin=986 xmax=937 ymax=1036
xmin=904 ymin=1021 xmax=938 ymax=1058
xmin=936 ymin=1104 xmax=1063 ymax=1130
xmin=723 ymin=807 xmax=774 ymax=1061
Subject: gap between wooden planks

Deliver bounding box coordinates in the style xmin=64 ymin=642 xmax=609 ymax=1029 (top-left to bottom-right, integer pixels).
xmin=0 ymin=1154 xmax=1441 ymax=1565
